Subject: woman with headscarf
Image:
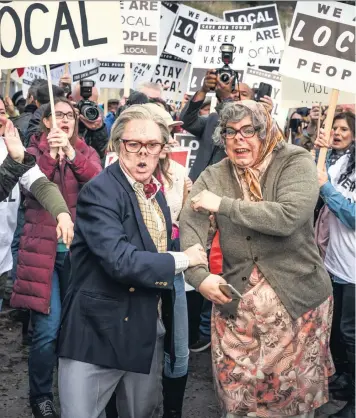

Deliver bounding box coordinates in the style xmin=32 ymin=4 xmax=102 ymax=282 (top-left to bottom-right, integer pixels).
xmin=180 ymin=100 xmax=334 ymax=418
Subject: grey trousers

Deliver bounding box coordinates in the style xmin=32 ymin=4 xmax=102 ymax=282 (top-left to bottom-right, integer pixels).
xmin=58 ymin=319 xmax=165 ymax=418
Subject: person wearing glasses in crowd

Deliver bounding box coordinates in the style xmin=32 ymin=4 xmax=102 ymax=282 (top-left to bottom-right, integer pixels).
xmin=10 ymin=97 xmax=102 ymax=418
xmin=57 ymin=105 xmax=207 ymax=418
xmin=180 ymin=100 xmax=334 ymax=418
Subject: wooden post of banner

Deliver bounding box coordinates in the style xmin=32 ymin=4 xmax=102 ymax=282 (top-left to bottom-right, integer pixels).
xmin=173 ymin=62 xmax=189 ymax=106
xmin=5 ymin=70 xmax=11 ymax=98
xmin=317 ymin=89 xmax=339 ymax=170
xmin=103 ymin=88 xmax=109 ymax=115
xmin=45 ymin=64 xmax=57 ymax=129
xmin=64 ymin=63 xmax=69 ymax=74
xmin=124 ymin=63 xmax=131 ymax=98
xmin=210 ymin=95 xmax=217 ymax=114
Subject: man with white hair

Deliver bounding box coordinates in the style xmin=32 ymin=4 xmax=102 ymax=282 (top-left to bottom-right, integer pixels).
xmin=138 ymin=81 xmax=163 ymax=99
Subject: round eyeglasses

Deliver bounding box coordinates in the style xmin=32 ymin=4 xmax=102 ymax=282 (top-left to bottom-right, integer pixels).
xmin=223 ymin=125 xmax=257 ymax=139
xmin=120 ymin=139 xmax=165 ymax=155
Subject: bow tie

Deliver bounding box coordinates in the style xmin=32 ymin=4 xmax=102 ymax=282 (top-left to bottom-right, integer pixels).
xmin=143 ymin=183 xmax=158 ymax=199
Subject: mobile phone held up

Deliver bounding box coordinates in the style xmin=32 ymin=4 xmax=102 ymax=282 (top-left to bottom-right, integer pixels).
xmin=254 ymin=82 xmax=272 ymax=102
xmin=219 ymin=283 xmax=243 ymax=300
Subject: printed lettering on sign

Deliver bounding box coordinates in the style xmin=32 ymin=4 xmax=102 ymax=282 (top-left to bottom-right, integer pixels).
xmin=119 ymin=0 xmax=160 ymax=63
xmin=280 ymin=1 xmax=356 ymax=93
xmin=187 ymin=22 xmax=251 ymax=95
xmin=70 ymin=59 xmax=100 ymax=82
xmin=174 ymin=133 xmax=200 ymax=173
xmin=97 ymin=61 xmax=125 ymax=89
xmin=165 ymin=5 xmax=219 ymax=62
xmin=0 ymin=1 xmax=123 ymax=69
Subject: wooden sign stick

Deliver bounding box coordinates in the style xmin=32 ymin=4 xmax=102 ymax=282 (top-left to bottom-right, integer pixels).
xmin=45 ymin=64 xmax=57 ymax=129
xmin=5 ymin=70 xmax=11 ymax=98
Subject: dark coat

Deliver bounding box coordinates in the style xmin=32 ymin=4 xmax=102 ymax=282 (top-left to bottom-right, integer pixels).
xmin=57 ymin=163 xmax=176 ymax=374
xmin=11 ymin=133 xmax=102 ymax=314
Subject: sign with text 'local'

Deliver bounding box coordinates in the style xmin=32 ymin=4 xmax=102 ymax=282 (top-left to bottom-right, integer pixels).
xmin=165 ymin=5 xmax=218 ymax=62
xmin=281 ymin=76 xmax=355 ymax=107
xmin=174 ymin=133 xmax=199 ymax=173
xmin=160 ymin=2 xmax=179 ymax=56
xmin=151 ymin=54 xmax=190 ymax=108
xmin=187 ymin=23 xmax=251 ymax=95
xmin=119 ymin=0 xmax=160 ymax=64
xmin=0 ymin=1 xmax=123 ymax=69
xmin=280 ymin=1 xmax=356 ymax=93
xmin=224 ymin=4 xmax=284 ymax=70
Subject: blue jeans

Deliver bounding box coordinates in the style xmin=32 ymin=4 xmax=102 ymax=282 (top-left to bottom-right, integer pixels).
xmin=164 ymin=273 xmax=189 ymax=378
xmin=199 ymin=298 xmax=212 ymax=340
xmin=29 ymin=252 xmax=66 ymax=404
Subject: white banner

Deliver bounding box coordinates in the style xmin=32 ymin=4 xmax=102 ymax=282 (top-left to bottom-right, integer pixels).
xmin=279 ymin=1 xmax=356 ymax=93
xmin=224 ymin=4 xmax=284 ymax=70
xmin=70 ymin=59 xmax=100 ymax=83
xmin=160 ymin=2 xmax=179 ymax=56
xmin=97 ymin=62 xmax=125 ymax=89
xmin=132 ymin=63 xmax=156 ymax=89
xmin=151 ymin=54 xmax=190 ymax=108
xmin=0 ymin=1 xmax=123 ymax=69
xmin=281 ymin=76 xmax=356 ymax=107
xmin=244 ymin=67 xmax=289 ymax=130
xmin=119 ymin=0 xmax=161 ymax=64
xmin=165 ymin=5 xmax=218 ymax=62
xmin=187 ymin=22 xmax=251 ymax=95
xmin=21 ymin=66 xmax=47 ymax=97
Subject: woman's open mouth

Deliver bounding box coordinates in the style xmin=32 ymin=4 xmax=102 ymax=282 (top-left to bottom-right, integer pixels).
xmin=61 ymin=126 xmax=69 ymax=134
xmin=235 ymin=148 xmax=250 ymax=155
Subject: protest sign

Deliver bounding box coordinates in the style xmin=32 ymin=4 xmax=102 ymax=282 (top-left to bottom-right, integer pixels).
xmin=49 ymin=64 xmax=65 ymax=87
xmin=151 ymin=54 xmax=190 ymax=108
xmin=279 ymin=1 xmax=356 ymax=93
xmin=165 ymin=5 xmax=218 ymax=62
xmin=169 ymin=147 xmax=191 ymax=172
xmin=97 ymin=61 xmax=125 ymax=89
xmin=174 ymin=133 xmax=199 ymax=172
xmin=244 ymin=67 xmax=288 ymax=130
xmin=119 ymin=0 xmax=160 ymax=64
xmin=281 ymin=75 xmax=355 ymax=107
xmin=70 ymin=59 xmax=100 ymax=83
xmin=0 ymin=1 xmax=123 ymax=69
xmin=20 ymin=66 xmax=46 ymax=96
xmin=224 ymin=4 xmax=284 ymax=70
xmin=160 ymin=2 xmax=179 ymax=56
xmin=132 ymin=63 xmax=156 ymax=89
xmin=187 ymin=22 xmax=251 ymax=95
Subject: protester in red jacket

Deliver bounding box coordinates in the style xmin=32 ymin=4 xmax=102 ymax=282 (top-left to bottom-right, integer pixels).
xmin=11 ymin=97 xmax=102 ymax=418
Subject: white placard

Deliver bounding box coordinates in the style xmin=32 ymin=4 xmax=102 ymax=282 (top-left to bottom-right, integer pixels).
xmin=97 ymin=61 xmax=125 ymax=89
xmin=151 ymin=54 xmax=190 ymax=108
xmin=187 ymin=22 xmax=251 ymax=95
xmin=160 ymin=2 xmax=179 ymax=56
xmin=165 ymin=5 xmax=219 ymax=62
xmin=49 ymin=64 xmax=65 ymax=87
xmin=21 ymin=67 xmax=47 ymax=97
xmin=174 ymin=132 xmax=199 ymax=173
xmin=132 ymin=63 xmax=156 ymax=89
xmin=70 ymin=59 xmax=100 ymax=83
xmin=244 ymin=67 xmax=289 ymax=130
xmin=279 ymin=1 xmax=356 ymax=93
xmin=119 ymin=0 xmax=161 ymax=64
xmin=0 ymin=1 xmax=123 ymax=69
xmin=281 ymin=76 xmax=356 ymax=107
xmin=224 ymin=4 xmax=284 ymax=70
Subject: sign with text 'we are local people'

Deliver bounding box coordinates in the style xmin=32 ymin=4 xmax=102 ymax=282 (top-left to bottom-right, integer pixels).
xmin=281 ymin=75 xmax=355 ymax=107
xmin=0 ymin=1 xmax=123 ymax=69
xmin=119 ymin=0 xmax=161 ymax=64
xmin=280 ymin=1 xmax=356 ymax=93
xmin=224 ymin=4 xmax=284 ymax=70
xmin=165 ymin=5 xmax=218 ymax=62
xmin=151 ymin=54 xmax=190 ymax=108
xmin=160 ymin=2 xmax=179 ymax=56
xmin=187 ymin=23 xmax=251 ymax=95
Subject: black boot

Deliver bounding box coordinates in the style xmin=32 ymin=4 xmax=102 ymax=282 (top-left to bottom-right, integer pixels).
xmin=331 ymin=363 xmax=355 ymax=418
xmin=162 ymin=374 xmax=188 ymax=418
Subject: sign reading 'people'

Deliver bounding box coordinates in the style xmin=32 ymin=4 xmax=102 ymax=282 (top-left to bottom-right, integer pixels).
xmin=0 ymin=1 xmax=123 ymax=69
xmin=165 ymin=5 xmax=218 ymax=62
xmin=280 ymin=1 xmax=356 ymax=93
xmin=187 ymin=23 xmax=251 ymax=95
xmin=224 ymin=4 xmax=284 ymax=70
xmin=119 ymin=0 xmax=160 ymax=63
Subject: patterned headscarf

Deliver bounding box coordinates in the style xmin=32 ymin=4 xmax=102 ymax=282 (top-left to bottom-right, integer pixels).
xmin=231 ymin=100 xmax=285 ymax=201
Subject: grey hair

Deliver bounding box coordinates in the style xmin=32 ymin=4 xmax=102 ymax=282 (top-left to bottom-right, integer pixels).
xmin=110 ymin=105 xmax=170 ymax=154
xmin=213 ymin=102 xmax=267 ymax=147
xmin=137 ymin=81 xmax=163 ymax=96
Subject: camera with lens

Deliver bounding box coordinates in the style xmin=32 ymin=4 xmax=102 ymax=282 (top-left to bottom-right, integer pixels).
xmin=76 ymin=79 xmax=100 ymax=121
xmin=216 ymin=43 xmax=238 ymax=89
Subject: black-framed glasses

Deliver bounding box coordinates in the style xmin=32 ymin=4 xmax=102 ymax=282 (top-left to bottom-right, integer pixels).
xmin=120 ymin=139 xmax=165 ymax=155
xmin=223 ymin=125 xmax=257 ymax=139
xmin=54 ymin=111 xmax=75 ymax=120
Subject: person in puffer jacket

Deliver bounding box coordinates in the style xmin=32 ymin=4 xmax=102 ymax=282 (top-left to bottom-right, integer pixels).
xmin=11 ymin=96 xmax=102 ymax=418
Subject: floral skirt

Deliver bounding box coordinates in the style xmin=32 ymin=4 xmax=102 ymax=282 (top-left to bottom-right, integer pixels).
xmin=211 ymin=268 xmax=334 ymax=417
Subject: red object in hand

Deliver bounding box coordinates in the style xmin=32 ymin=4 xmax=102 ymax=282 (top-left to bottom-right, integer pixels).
xmin=209 ymin=231 xmax=223 ymax=275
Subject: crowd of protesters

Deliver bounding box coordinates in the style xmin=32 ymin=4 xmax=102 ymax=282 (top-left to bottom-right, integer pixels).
xmin=0 ymin=67 xmax=354 ymax=418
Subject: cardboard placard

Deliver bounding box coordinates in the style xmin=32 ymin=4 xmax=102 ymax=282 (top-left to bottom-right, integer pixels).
xmin=224 ymin=4 xmax=284 ymax=70
xmin=119 ymin=0 xmax=160 ymax=64
xmin=187 ymin=22 xmax=251 ymax=95
xmin=0 ymin=1 xmax=123 ymax=69
xmin=174 ymin=133 xmax=199 ymax=173
xmin=169 ymin=147 xmax=191 ymax=172
xmin=164 ymin=5 xmax=218 ymax=62
xmin=281 ymin=75 xmax=356 ymax=107
xmin=160 ymin=2 xmax=179 ymax=56
xmin=70 ymin=59 xmax=100 ymax=83
xmin=279 ymin=1 xmax=356 ymax=93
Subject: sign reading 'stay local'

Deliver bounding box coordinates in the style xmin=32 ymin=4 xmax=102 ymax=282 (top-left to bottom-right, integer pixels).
xmin=0 ymin=1 xmax=123 ymax=69
xmin=280 ymin=1 xmax=356 ymax=94
xmin=164 ymin=5 xmax=218 ymax=62
xmin=224 ymin=4 xmax=284 ymax=70
xmin=187 ymin=23 xmax=251 ymax=95
xmin=119 ymin=0 xmax=161 ymax=64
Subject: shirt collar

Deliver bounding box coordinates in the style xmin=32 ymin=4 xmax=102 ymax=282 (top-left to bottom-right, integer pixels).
xmin=120 ymin=164 xmax=161 ymax=200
